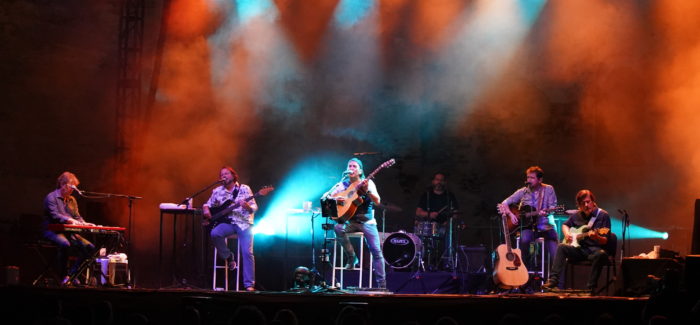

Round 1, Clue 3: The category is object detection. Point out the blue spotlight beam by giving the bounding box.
[610,218,668,240]
[334,0,375,28]
[254,154,347,240]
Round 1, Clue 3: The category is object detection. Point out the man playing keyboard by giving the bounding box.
[43,171,96,286]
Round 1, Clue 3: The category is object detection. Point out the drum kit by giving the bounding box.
[382,216,457,272]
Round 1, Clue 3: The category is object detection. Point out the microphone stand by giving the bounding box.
[78,189,142,287]
[165,179,221,289]
[181,179,222,206]
[619,210,630,263]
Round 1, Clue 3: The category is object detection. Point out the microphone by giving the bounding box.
[70,185,83,195]
[353,152,379,156]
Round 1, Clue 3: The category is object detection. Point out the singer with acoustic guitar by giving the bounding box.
[203,166,258,291]
[324,157,388,289]
[542,189,611,295]
[497,166,559,273]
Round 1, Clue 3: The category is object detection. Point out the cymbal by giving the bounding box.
[376,202,403,212]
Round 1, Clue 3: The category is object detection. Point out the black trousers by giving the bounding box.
[549,244,608,289]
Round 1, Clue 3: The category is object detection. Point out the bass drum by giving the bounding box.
[383,232,422,269]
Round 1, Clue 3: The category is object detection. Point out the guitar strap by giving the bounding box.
[231,185,240,202]
[587,208,601,228]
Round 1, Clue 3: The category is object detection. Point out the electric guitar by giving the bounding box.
[563,226,610,248]
[497,204,565,235]
[202,186,274,227]
[493,211,529,289]
[331,159,395,223]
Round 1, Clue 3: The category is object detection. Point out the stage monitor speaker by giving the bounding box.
[692,199,700,254]
[621,258,682,296]
[457,245,490,273]
[685,255,700,293]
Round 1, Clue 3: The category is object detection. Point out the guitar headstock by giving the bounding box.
[380,158,396,169]
[257,186,275,196]
[367,159,396,179]
[551,205,566,213]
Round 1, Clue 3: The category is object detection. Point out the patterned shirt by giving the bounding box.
[204,183,258,230]
[502,184,558,210]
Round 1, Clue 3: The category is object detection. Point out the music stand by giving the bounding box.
[311,198,345,293]
[320,198,338,220]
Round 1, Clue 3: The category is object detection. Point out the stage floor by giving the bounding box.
[1,285,657,325]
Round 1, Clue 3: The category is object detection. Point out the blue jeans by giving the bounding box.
[519,228,558,270]
[211,223,255,288]
[43,231,95,278]
[334,221,386,287]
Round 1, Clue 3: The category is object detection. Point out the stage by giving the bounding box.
[1,285,659,325]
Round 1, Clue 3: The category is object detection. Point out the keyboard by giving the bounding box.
[47,224,126,233]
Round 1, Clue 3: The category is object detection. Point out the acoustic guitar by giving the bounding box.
[331,159,395,223]
[497,204,565,235]
[493,208,529,289]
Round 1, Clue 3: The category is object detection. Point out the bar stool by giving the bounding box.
[212,234,241,291]
[516,236,548,286]
[331,232,373,289]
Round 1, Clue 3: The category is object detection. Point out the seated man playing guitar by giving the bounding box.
[203,166,258,291]
[324,158,388,288]
[497,166,559,271]
[542,189,611,294]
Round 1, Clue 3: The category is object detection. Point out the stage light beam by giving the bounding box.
[334,0,375,28]
[253,154,346,241]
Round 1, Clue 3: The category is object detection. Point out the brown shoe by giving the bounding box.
[245,286,255,292]
[228,258,237,271]
[542,279,558,290]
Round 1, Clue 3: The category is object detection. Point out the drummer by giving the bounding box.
[415,172,459,271]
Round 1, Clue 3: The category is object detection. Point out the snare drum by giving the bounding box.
[414,221,438,237]
[383,232,422,269]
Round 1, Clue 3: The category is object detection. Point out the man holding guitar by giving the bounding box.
[543,189,611,294]
[203,166,258,291]
[326,158,387,288]
[497,166,559,272]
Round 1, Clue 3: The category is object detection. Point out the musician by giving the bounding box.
[43,171,96,285]
[203,166,258,291]
[415,172,459,270]
[326,158,387,288]
[543,189,611,294]
[498,166,558,270]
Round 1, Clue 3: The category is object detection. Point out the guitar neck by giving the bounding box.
[213,195,256,218]
[501,215,513,251]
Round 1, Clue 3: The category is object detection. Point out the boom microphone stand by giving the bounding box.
[74,188,142,287]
